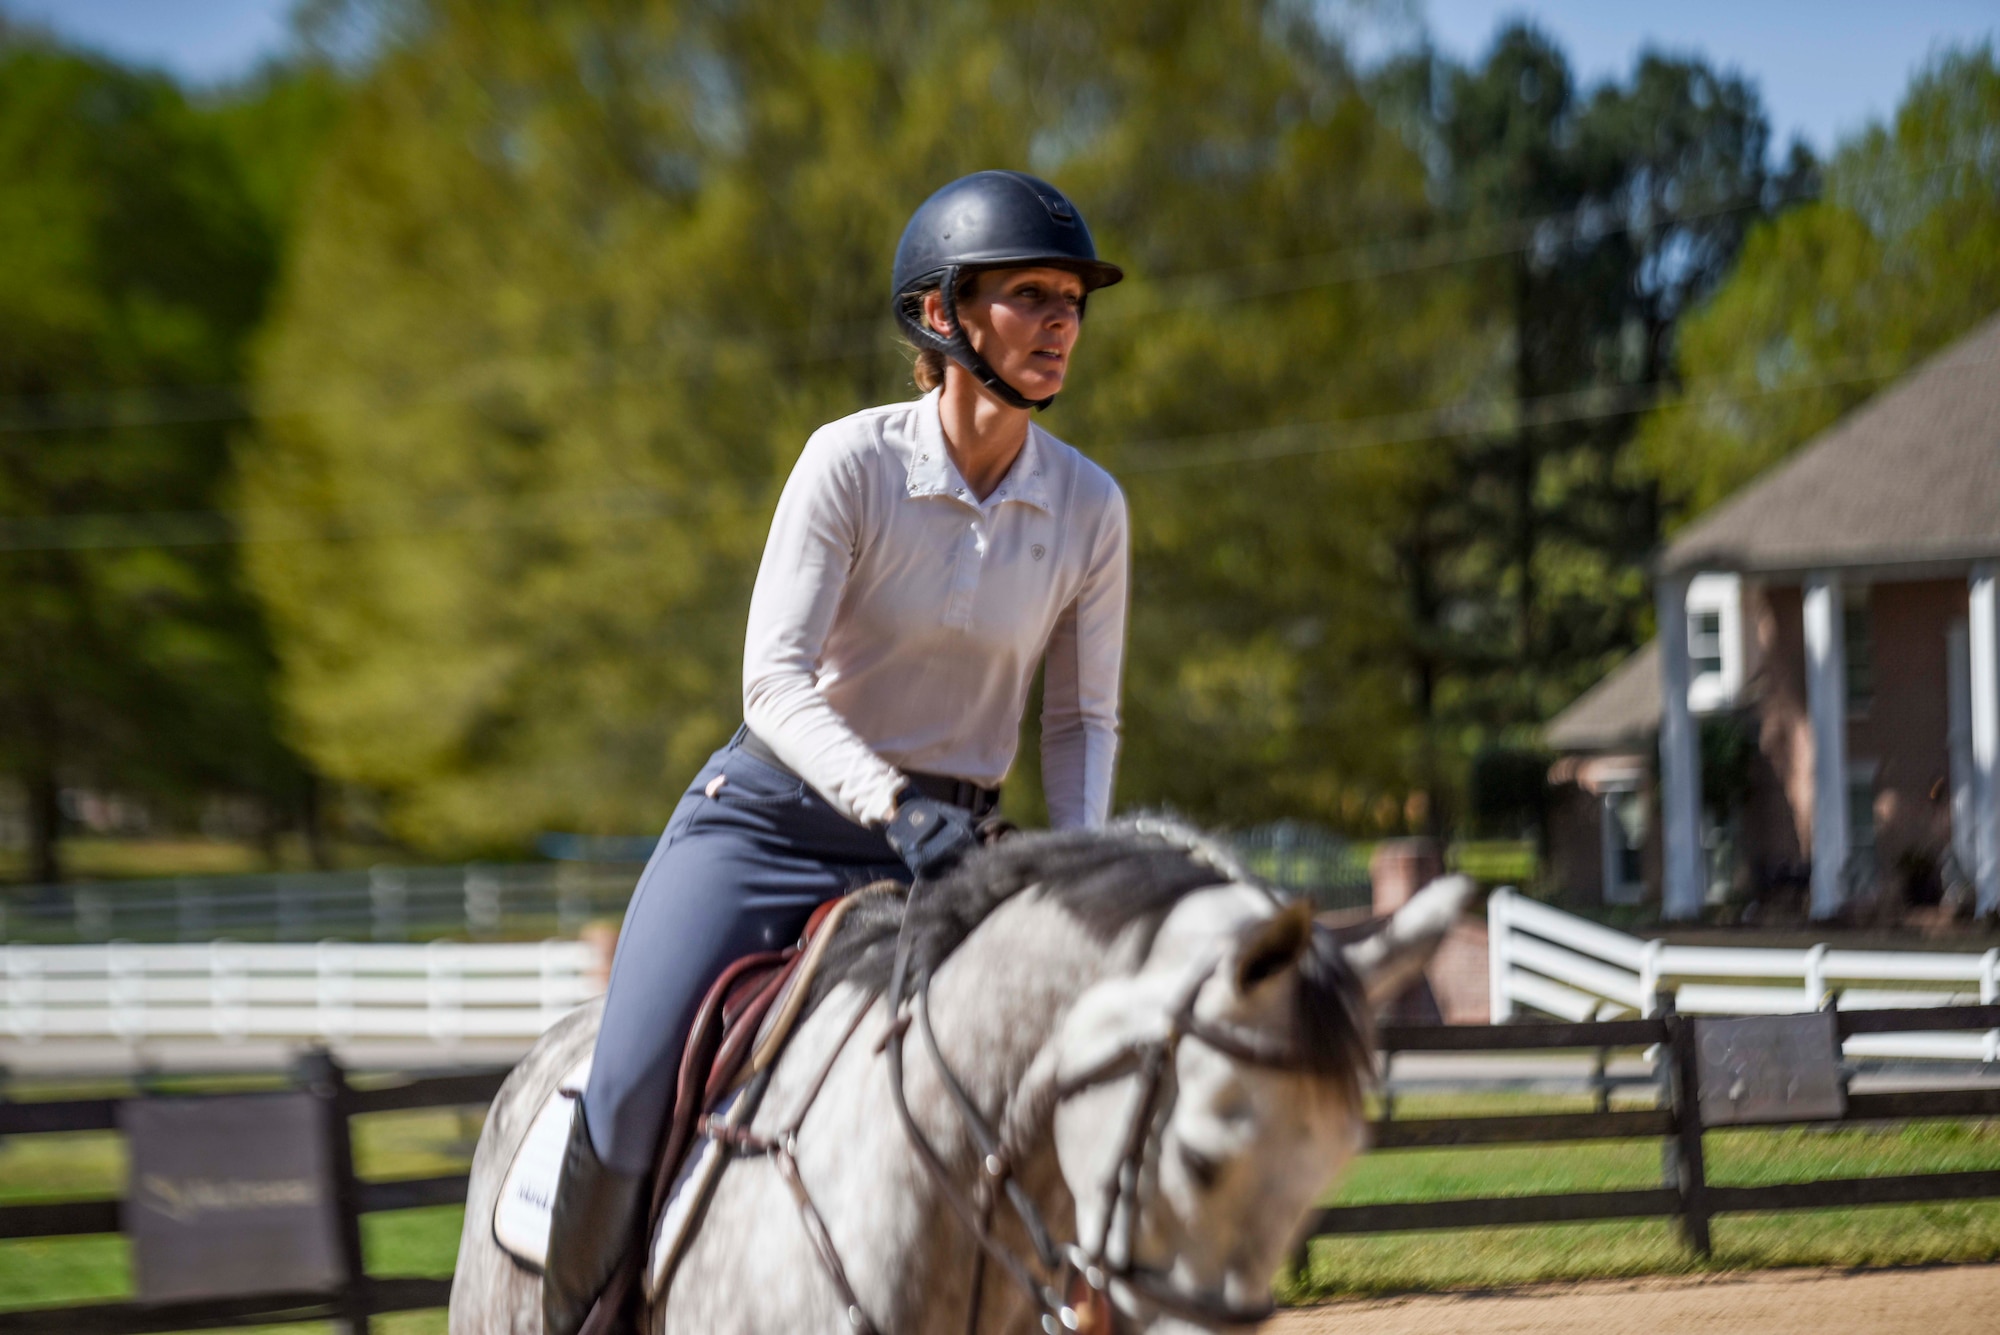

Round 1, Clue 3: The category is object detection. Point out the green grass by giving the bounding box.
[6,1092,1999,1318]
[1287,1093,2000,1300]
[1450,840,1538,886]
[0,837,408,884]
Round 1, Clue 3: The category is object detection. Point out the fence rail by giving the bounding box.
[1487,888,2000,1061]
[5,1009,2000,1332]
[0,1054,504,1335]
[2,939,603,1045]
[1304,1003,2000,1256]
[0,863,639,946]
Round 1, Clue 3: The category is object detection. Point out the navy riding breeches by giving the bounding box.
[580,729,910,1175]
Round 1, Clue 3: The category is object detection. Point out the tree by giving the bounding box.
[243,0,1470,849]
[0,28,309,880]
[1638,44,2000,521]
[1369,26,1804,826]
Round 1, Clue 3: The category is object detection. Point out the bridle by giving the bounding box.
[706,881,1319,1334]
[881,883,1314,1335]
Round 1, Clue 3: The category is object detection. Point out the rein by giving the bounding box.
[709,880,1310,1334]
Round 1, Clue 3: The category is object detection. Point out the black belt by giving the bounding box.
[737,728,1002,820]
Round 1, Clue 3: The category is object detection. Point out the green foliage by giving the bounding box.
[0,32,310,880]
[1373,26,1803,759]
[1639,44,2000,522]
[242,0,1472,848]
[1699,711,1758,822]
[1466,745,1549,839]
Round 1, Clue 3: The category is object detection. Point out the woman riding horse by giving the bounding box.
[543,171,1129,1335]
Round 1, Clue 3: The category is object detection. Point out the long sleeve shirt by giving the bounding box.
[742,389,1129,829]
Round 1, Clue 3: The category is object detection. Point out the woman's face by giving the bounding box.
[925,266,1086,402]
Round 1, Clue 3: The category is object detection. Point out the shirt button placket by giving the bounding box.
[944,511,983,629]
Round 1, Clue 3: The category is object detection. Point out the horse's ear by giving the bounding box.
[1234,899,1315,993]
[1342,875,1476,1005]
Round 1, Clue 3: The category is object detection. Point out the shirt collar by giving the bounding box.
[905,389,1056,514]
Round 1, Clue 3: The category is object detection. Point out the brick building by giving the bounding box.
[1545,313,2000,920]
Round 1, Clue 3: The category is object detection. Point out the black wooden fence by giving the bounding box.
[5,1006,2000,1334]
[0,1052,506,1335]
[1309,1001,2000,1256]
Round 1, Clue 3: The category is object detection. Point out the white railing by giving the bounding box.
[1487,888,2000,1062]
[0,939,603,1046]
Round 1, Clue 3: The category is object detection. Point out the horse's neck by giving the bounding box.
[919,887,1131,1139]
[867,889,1133,1327]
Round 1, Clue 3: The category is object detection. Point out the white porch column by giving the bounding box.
[1804,572,1850,919]
[1970,563,1999,916]
[1657,572,1705,920]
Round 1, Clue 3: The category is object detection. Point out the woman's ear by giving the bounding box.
[922,287,955,339]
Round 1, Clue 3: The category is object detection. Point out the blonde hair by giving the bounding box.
[912,346,948,392]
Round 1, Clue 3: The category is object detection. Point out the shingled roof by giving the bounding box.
[1663,311,2000,576]
[1543,641,1660,753]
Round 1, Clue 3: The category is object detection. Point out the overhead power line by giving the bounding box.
[4,344,1969,554]
[0,148,1984,436]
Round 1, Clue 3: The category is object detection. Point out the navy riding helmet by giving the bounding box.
[891,171,1123,411]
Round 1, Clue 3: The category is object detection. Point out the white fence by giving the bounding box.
[1488,888,2000,1061]
[1,939,603,1046]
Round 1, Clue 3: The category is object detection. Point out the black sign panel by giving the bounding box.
[122,1092,346,1302]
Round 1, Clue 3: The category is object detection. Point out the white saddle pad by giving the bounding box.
[493,1056,592,1268]
[492,1053,748,1302]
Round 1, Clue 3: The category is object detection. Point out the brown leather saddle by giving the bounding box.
[579,888,884,1335]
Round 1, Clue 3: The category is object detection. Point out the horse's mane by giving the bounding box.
[806,817,1371,1082]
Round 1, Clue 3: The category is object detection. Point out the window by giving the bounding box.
[1845,763,1878,893]
[1601,785,1647,906]
[1685,573,1742,713]
[1689,609,1724,680]
[1843,592,1873,714]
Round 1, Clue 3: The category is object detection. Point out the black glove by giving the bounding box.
[884,789,980,881]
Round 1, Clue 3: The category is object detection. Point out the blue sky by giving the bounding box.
[3,0,1995,155]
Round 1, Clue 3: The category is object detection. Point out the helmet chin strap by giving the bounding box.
[936,266,1058,412]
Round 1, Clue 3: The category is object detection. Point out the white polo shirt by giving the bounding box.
[743,389,1129,830]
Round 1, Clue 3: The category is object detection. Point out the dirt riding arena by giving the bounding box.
[1264,1263,2000,1335]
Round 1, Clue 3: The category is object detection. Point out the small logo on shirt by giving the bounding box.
[1031,544,1046,562]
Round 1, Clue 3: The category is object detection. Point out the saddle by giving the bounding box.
[575,886,887,1335]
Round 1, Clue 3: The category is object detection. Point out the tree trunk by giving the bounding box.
[302,770,333,871]
[26,761,62,885]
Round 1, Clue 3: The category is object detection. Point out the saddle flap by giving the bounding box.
[492,1055,593,1269]
[641,1084,744,1301]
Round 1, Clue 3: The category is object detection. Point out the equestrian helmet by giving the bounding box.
[891,171,1123,410]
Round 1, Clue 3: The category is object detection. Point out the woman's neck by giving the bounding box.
[936,368,1031,502]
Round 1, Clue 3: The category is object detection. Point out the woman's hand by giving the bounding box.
[885,791,981,880]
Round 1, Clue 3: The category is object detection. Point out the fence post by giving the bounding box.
[1486,888,1512,1023]
[296,1047,370,1335]
[1803,942,1829,1011]
[465,865,501,939]
[370,867,407,943]
[1638,939,1663,1017]
[1980,949,1999,1064]
[1660,997,1712,1256]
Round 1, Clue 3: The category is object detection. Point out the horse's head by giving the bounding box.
[1046,870,1473,1332]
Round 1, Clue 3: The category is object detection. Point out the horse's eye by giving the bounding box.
[1178,1143,1222,1191]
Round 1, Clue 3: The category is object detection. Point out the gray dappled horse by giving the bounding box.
[449,819,1469,1335]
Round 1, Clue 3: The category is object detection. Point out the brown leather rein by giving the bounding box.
[705,882,1310,1334]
